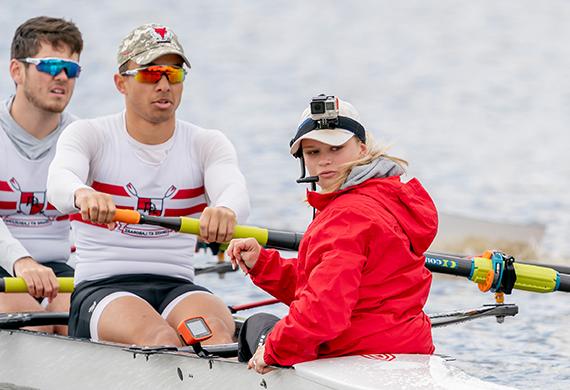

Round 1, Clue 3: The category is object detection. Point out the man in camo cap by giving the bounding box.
[48,23,250,347]
[117,23,191,70]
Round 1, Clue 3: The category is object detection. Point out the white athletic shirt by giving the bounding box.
[47,112,250,284]
[0,100,75,274]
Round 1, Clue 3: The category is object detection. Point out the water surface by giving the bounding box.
[1,1,569,388]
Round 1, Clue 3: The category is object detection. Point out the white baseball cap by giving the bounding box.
[289,98,366,156]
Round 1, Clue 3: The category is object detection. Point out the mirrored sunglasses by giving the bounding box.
[121,65,187,84]
[19,57,82,78]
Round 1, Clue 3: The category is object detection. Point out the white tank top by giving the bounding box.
[0,129,71,265]
[48,112,250,284]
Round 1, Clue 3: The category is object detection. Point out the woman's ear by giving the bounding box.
[359,141,368,157]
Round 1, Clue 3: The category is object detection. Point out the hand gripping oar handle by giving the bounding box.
[0,277,74,293]
[112,209,303,250]
[113,210,570,294]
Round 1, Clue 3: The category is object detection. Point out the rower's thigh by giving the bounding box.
[0,293,55,333]
[96,294,181,346]
[0,292,45,312]
[46,293,71,312]
[45,293,71,336]
[163,291,235,344]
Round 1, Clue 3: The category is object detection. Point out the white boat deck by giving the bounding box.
[0,329,516,390]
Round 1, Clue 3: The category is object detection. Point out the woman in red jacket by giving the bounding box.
[227,95,438,374]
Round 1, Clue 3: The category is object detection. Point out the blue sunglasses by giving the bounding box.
[19,57,82,78]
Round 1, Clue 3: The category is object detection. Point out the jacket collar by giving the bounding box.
[306,176,400,211]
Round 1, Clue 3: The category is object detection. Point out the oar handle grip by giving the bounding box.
[513,263,562,293]
[113,209,141,224]
[471,257,563,293]
[0,277,74,293]
[180,217,302,250]
[195,220,302,250]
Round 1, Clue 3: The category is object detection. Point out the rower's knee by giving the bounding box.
[192,294,235,343]
[54,324,68,336]
[139,325,182,347]
[165,291,235,344]
[203,316,235,344]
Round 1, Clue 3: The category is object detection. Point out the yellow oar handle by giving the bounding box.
[179,217,269,245]
[114,211,298,250]
[1,277,75,293]
[471,257,559,293]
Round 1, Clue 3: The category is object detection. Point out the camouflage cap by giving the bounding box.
[117,23,191,68]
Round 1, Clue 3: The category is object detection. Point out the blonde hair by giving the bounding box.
[323,132,408,193]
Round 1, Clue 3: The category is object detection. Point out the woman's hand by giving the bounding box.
[248,344,274,374]
[226,238,262,272]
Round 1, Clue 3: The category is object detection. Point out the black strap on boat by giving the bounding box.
[124,343,238,358]
[191,343,210,358]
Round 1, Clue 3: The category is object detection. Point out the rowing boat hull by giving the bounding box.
[0,329,514,390]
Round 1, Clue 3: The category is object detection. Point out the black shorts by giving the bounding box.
[68,274,212,339]
[0,261,74,278]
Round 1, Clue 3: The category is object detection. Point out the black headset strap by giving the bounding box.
[290,116,366,148]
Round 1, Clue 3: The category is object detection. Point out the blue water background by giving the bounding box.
[1,1,569,388]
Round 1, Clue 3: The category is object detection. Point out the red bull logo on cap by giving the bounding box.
[152,26,172,43]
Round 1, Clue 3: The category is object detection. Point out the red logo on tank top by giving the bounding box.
[10,178,46,215]
[0,178,68,227]
[18,191,45,215]
[90,180,207,218]
[83,180,207,238]
[126,183,176,216]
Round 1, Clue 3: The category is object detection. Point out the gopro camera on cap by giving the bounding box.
[310,95,339,121]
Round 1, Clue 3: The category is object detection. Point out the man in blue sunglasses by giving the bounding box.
[0,16,83,335]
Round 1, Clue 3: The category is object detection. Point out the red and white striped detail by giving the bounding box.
[70,180,207,226]
[0,179,67,219]
[361,354,396,361]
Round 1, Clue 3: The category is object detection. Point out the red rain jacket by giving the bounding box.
[248,176,438,366]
